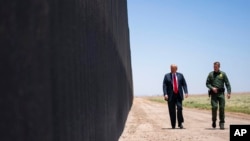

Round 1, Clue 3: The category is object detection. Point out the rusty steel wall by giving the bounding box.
[0,0,133,141]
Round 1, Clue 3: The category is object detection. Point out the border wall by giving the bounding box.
[0,0,133,141]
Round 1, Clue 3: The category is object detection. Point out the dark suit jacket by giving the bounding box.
[163,72,188,101]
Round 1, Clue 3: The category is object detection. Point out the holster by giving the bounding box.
[208,90,212,97]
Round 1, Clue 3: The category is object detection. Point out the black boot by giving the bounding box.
[219,123,224,130]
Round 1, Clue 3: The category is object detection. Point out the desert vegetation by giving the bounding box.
[147,92,250,114]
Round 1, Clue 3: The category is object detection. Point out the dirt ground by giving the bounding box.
[119,97,250,141]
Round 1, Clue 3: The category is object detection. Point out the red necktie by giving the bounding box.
[173,73,178,94]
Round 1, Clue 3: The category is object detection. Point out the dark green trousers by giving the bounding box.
[211,93,225,123]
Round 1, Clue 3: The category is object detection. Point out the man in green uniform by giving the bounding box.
[206,61,231,129]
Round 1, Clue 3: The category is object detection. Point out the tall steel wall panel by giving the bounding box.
[0,0,133,141]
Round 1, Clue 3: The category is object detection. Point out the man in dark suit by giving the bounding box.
[163,64,188,129]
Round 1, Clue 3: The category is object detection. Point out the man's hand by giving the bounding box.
[185,94,188,98]
[164,95,168,101]
[212,87,218,93]
[227,94,231,99]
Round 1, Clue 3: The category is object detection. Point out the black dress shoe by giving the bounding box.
[178,124,183,129]
[172,126,175,129]
[212,122,216,128]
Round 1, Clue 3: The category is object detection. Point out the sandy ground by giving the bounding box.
[119,97,250,141]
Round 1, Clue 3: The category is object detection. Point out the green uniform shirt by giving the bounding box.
[206,70,231,94]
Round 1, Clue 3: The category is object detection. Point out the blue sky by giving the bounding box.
[127,0,250,96]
